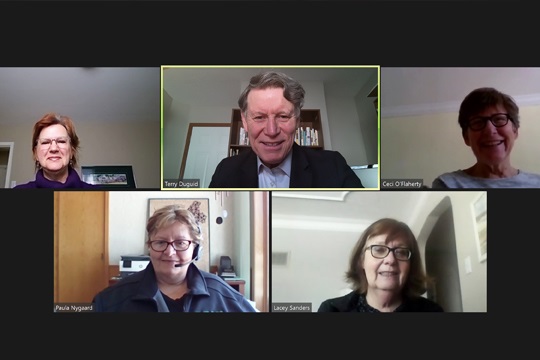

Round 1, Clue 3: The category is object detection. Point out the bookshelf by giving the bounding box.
[228,108,324,157]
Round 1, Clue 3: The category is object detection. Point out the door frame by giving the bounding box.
[0,142,14,188]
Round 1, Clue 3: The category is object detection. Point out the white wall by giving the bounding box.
[354,70,379,165]
[272,225,361,310]
[382,67,540,112]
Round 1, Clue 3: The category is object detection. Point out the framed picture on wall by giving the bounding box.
[471,192,487,263]
[81,165,136,189]
[147,198,210,271]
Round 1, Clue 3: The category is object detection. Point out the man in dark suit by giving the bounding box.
[209,71,364,189]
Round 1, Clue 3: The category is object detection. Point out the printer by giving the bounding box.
[119,255,150,278]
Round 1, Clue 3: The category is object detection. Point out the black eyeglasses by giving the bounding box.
[149,240,193,252]
[365,245,412,261]
[468,113,511,131]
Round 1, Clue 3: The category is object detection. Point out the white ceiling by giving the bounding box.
[0,67,161,125]
[163,66,377,106]
[8,67,539,126]
[0,67,376,126]
[272,191,427,230]
[382,67,540,117]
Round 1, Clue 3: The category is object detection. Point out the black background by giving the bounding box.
[0,0,534,357]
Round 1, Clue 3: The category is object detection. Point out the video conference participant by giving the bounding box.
[208,71,363,188]
[318,218,443,312]
[432,87,540,188]
[93,205,256,312]
[14,113,96,189]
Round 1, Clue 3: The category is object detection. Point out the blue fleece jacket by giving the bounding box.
[92,262,256,312]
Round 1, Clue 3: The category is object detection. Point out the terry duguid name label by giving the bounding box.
[271,302,312,312]
[54,303,95,312]
[163,179,200,188]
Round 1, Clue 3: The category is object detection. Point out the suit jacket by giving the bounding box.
[209,143,364,188]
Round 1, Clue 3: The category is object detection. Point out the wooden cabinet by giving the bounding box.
[229,109,250,156]
[225,279,245,296]
[54,191,109,303]
[228,108,324,157]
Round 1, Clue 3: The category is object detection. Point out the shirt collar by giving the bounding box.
[256,148,293,177]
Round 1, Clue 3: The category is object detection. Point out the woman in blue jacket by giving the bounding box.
[93,205,256,312]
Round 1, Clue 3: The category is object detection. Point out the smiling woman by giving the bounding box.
[432,87,540,188]
[13,113,97,189]
[92,204,257,312]
[317,218,444,312]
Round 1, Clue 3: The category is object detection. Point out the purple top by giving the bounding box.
[13,167,98,189]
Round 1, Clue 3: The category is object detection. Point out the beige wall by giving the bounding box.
[381,105,540,186]
[1,121,160,188]
[412,192,487,312]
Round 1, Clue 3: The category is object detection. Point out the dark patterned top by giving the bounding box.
[318,291,444,312]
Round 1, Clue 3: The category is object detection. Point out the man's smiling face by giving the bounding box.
[241,87,298,168]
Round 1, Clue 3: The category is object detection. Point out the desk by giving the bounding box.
[209,265,246,296]
[225,279,245,296]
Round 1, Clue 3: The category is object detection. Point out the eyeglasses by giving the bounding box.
[365,245,412,261]
[36,136,71,149]
[149,240,193,252]
[468,113,511,131]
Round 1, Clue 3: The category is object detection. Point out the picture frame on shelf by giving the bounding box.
[147,198,210,271]
[81,165,136,189]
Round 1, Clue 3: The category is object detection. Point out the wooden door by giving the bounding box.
[251,191,269,312]
[54,191,109,303]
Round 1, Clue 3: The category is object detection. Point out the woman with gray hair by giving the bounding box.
[432,87,540,188]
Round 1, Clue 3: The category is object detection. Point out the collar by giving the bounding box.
[35,166,85,188]
[133,262,211,301]
[256,148,293,177]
